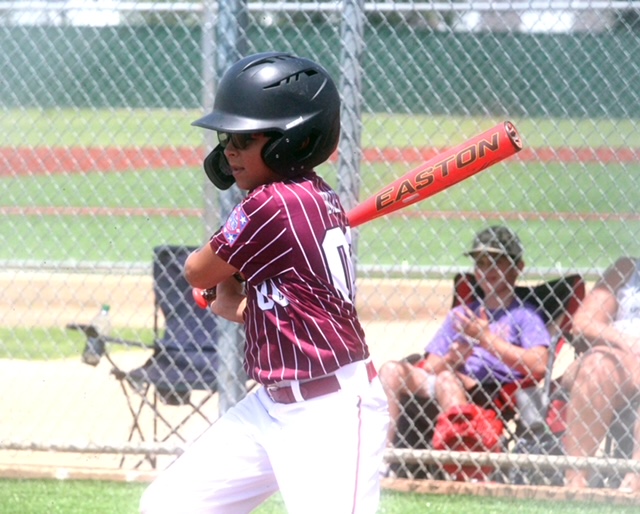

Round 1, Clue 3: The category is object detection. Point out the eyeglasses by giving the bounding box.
[474,254,514,269]
[217,132,255,150]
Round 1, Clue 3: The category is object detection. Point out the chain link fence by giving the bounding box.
[1,0,640,491]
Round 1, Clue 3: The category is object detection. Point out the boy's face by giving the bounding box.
[219,132,281,190]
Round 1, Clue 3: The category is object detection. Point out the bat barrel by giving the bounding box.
[347,121,522,228]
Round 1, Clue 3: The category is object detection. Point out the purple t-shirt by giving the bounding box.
[426,300,550,384]
[210,172,369,385]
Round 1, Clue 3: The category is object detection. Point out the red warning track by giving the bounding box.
[0,147,203,176]
[1,205,638,223]
[1,145,640,176]
[2,146,639,223]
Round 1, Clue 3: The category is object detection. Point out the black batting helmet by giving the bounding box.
[192,52,341,190]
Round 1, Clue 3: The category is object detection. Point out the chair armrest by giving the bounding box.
[67,323,150,349]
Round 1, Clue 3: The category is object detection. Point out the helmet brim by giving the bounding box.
[192,111,284,134]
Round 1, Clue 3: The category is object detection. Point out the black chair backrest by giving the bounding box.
[453,272,585,331]
[151,245,219,391]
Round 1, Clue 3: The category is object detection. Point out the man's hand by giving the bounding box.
[454,306,490,344]
[447,340,474,369]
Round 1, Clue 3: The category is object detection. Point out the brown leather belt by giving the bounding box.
[266,360,377,404]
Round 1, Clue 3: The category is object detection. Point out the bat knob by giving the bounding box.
[192,288,210,309]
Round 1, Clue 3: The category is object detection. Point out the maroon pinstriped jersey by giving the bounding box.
[210,172,369,385]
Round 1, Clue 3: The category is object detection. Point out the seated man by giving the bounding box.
[379,226,551,451]
[561,256,640,491]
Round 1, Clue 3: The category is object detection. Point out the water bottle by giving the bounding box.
[81,304,111,366]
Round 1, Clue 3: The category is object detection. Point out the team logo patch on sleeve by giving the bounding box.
[222,204,249,246]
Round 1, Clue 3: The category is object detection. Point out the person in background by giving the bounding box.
[379,225,550,448]
[561,256,640,492]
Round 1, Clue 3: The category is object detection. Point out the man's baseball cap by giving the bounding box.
[464,225,524,261]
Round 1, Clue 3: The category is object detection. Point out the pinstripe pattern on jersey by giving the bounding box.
[211,172,369,384]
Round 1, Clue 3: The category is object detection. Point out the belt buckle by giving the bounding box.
[266,384,282,402]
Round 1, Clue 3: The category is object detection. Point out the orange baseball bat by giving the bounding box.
[347,120,522,227]
[193,121,522,308]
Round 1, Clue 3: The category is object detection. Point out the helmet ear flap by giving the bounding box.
[203,145,235,190]
[262,130,323,177]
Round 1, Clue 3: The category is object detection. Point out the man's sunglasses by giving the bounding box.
[217,132,255,150]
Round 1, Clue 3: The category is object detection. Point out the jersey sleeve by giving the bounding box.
[209,188,290,283]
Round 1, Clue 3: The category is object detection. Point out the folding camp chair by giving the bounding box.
[68,245,220,468]
[391,272,585,481]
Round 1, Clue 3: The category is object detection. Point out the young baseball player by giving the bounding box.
[139,52,389,513]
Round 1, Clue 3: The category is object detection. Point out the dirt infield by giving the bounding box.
[1,271,452,328]
[383,478,640,506]
[2,269,579,369]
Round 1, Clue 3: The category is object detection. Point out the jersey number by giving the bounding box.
[255,226,355,311]
[322,227,355,303]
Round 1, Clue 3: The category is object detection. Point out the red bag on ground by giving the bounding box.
[432,404,504,481]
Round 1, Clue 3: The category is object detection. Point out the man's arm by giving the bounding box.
[572,256,640,352]
[420,309,475,375]
[479,334,549,381]
[454,306,550,381]
[420,341,474,375]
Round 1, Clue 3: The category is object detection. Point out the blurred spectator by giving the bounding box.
[561,256,640,491]
[379,226,551,448]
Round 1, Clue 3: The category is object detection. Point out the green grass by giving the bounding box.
[2,160,638,268]
[0,327,155,360]
[2,110,640,269]
[0,213,202,263]
[2,167,202,209]
[257,489,640,514]
[362,114,640,149]
[4,110,640,149]
[0,480,637,514]
[2,109,206,148]
[0,479,145,514]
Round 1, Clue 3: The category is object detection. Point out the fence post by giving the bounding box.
[200,0,250,414]
[338,0,365,265]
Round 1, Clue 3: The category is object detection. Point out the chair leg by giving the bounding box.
[117,380,166,469]
[132,392,159,470]
[154,392,217,445]
[117,379,150,468]
[115,375,220,469]
[126,388,218,469]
